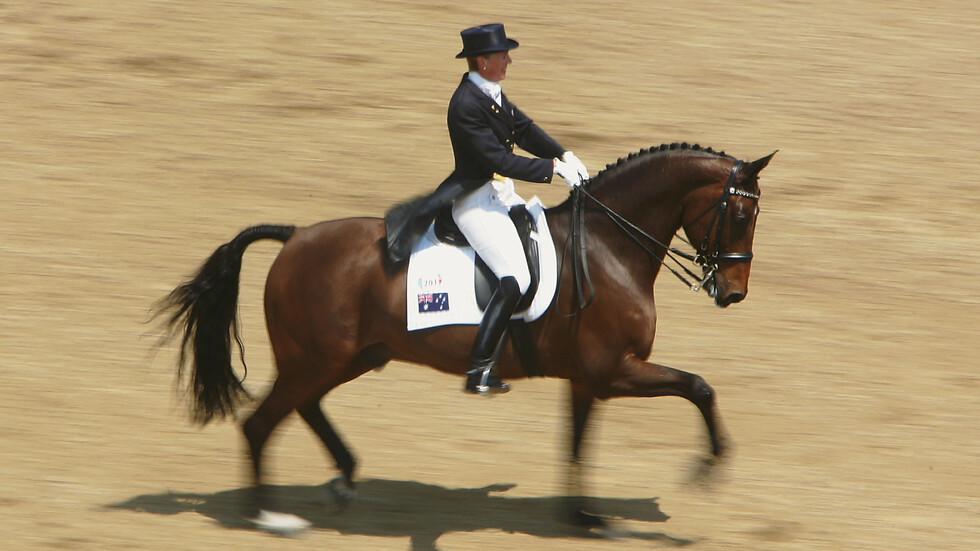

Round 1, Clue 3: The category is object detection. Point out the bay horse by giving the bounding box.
[156,142,774,532]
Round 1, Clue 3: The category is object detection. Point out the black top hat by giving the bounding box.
[455,23,519,59]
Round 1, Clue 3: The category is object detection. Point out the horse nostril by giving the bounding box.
[715,291,745,307]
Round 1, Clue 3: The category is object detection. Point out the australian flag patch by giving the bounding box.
[418,292,450,313]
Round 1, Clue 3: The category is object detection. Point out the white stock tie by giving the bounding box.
[488,85,502,107]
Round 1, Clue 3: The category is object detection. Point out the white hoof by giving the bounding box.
[249,510,312,535]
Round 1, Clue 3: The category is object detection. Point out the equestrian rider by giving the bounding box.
[447,23,589,394]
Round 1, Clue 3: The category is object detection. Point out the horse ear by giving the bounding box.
[743,150,777,177]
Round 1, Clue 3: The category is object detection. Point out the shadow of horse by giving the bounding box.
[107,478,693,549]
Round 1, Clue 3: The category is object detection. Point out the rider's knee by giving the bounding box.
[509,267,531,295]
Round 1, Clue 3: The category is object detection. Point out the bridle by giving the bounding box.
[562,159,759,311]
[682,160,760,291]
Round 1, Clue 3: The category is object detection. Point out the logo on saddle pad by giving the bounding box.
[416,275,449,312]
[405,197,558,331]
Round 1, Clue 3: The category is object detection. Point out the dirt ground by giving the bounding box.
[2,2,978,550]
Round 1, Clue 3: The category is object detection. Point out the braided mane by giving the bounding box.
[588,142,732,187]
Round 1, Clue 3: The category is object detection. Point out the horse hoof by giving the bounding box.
[249,510,312,535]
[685,453,729,488]
[325,476,357,508]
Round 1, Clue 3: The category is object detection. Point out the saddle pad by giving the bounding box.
[406,196,558,331]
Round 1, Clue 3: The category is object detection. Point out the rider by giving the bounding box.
[446,23,590,394]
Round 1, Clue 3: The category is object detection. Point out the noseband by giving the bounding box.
[565,160,759,310]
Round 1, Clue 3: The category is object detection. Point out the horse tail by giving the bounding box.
[156,224,296,425]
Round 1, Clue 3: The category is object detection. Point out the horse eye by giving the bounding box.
[734,209,749,224]
[734,203,758,224]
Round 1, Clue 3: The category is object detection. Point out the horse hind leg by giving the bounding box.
[295,347,393,508]
[297,401,357,507]
[241,378,316,533]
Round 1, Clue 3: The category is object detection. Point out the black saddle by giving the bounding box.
[433,205,541,313]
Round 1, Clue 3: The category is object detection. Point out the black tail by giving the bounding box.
[155,224,296,425]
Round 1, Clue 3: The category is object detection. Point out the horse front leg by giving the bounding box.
[565,382,608,528]
[609,356,730,461]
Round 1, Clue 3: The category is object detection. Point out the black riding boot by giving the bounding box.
[464,276,522,394]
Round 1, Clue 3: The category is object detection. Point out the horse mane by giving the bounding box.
[586,142,733,188]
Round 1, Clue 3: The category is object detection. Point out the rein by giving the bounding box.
[561,160,759,312]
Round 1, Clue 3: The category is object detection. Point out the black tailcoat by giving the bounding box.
[385,75,566,262]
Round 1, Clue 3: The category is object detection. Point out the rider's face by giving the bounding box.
[479,51,512,82]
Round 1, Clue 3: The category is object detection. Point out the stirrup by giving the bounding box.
[464,367,510,395]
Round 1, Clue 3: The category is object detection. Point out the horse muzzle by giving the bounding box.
[708,272,747,308]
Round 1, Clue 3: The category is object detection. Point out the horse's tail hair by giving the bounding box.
[154,224,296,425]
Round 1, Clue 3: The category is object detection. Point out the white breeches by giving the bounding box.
[452,178,531,295]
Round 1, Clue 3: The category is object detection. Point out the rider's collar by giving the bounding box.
[467,71,502,105]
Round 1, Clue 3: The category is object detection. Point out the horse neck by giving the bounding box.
[586,153,720,246]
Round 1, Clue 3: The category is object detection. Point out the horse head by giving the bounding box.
[558,143,774,309]
[681,151,775,307]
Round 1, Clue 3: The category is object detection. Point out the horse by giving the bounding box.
[155,142,774,533]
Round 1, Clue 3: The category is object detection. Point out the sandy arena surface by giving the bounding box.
[2,2,978,549]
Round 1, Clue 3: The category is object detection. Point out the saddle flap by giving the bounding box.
[473,204,540,313]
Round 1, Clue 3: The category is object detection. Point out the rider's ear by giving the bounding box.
[743,151,777,178]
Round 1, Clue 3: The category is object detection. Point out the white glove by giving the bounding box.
[562,151,590,181]
[554,158,582,187]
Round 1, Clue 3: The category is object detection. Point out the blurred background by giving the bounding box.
[1,1,977,549]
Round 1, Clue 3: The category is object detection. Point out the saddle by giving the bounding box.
[432,205,541,312]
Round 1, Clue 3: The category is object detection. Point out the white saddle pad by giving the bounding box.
[406,196,558,331]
